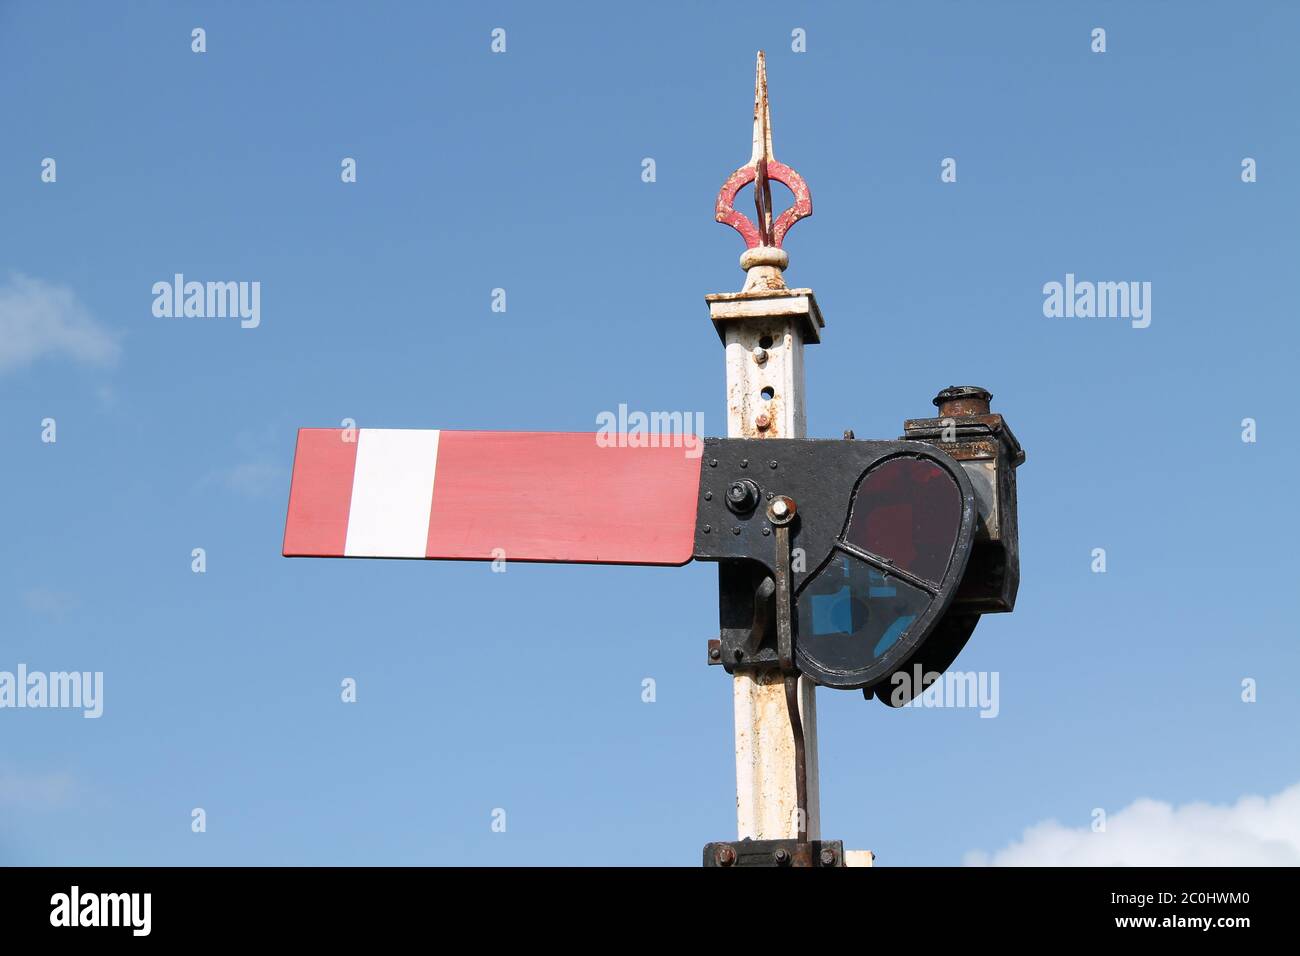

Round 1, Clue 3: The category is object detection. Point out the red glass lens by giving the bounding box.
[843,457,961,585]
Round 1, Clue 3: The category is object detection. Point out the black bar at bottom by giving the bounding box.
[0,865,1282,941]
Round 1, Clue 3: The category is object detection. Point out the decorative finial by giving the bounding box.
[714,51,813,293]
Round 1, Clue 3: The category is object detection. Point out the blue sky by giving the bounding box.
[3,1,1298,865]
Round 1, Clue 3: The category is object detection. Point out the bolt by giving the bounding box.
[702,524,711,534]
[761,527,770,536]
[773,848,791,866]
[819,848,837,867]
[703,490,713,501]
[732,526,741,535]
[716,845,737,867]
[755,414,771,431]
[767,496,797,525]
[768,460,777,469]
[752,346,768,365]
[740,459,748,468]
[709,646,721,661]
[725,479,760,515]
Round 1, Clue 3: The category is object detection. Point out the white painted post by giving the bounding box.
[702,51,871,865]
[706,287,824,842]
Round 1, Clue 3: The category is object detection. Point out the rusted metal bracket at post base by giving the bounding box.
[704,839,849,868]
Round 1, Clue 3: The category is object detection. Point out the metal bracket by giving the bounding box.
[766,494,809,842]
[695,437,979,691]
[768,495,797,672]
[709,568,778,669]
[704,838,845,868]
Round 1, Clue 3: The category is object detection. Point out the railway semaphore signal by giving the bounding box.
[283,52,1024,867]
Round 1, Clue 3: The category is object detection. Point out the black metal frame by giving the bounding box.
[692,438,979,691]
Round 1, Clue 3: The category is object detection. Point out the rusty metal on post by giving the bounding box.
[707,51,822,845]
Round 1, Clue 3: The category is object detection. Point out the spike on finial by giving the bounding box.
[752,52,775,247]
[751,51,774,167]
[715,51,813,292]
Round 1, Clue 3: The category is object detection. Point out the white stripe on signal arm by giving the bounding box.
[343,428,441,557]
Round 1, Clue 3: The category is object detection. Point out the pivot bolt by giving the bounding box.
[726,479,760,515]
[773,848,791,866]
[819,848,837,867]
[716,845,737,867]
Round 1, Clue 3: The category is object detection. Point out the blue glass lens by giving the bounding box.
[796,552,930,674]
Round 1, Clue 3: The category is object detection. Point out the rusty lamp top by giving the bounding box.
[715,51,812,253]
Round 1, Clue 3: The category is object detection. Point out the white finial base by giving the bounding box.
[739,246,789,293]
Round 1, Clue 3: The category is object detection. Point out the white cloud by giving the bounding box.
[0,273,121,374]
[0,768,75,809]
[199,461,286,498]
[965,781,1300,866]
[23,588,79,619]
[223,461,286,496]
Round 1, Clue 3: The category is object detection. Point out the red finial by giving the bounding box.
[714,52,812,251]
